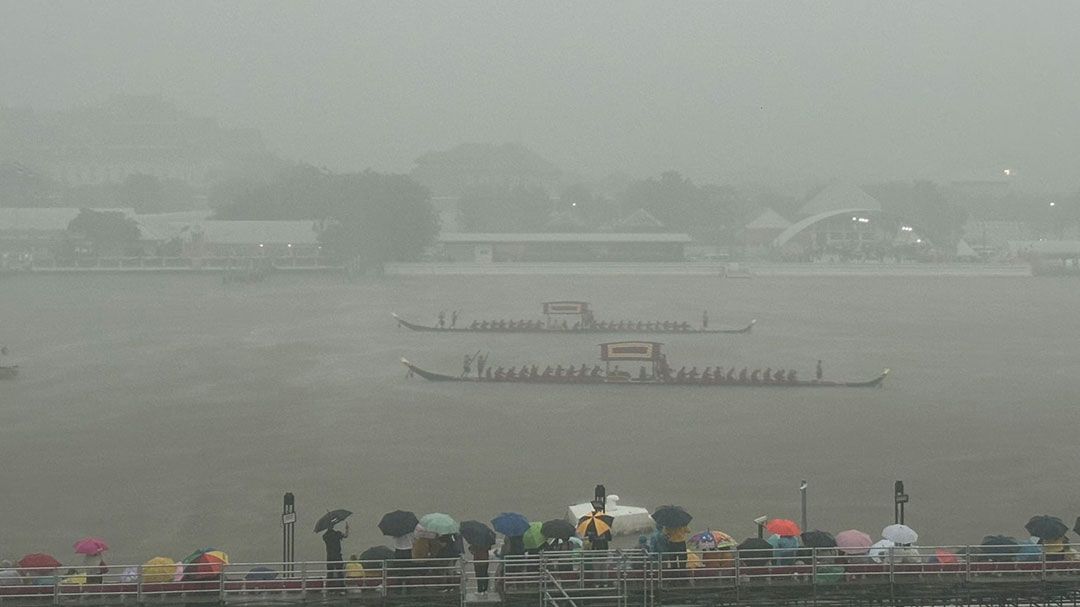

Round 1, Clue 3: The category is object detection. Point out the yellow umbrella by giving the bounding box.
[62,572,87,585]
[142,557,180,584]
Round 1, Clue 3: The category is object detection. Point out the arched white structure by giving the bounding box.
[771,208,883,249]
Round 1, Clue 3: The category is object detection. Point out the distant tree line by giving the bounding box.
[213,165,438,270]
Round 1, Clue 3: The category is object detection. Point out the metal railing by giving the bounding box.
[1,546,1078,606]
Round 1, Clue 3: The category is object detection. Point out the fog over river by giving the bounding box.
[1,273,1077,564]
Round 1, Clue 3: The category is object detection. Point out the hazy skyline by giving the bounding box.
[3,1,1079,190]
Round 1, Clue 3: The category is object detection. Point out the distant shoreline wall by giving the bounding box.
[1,261,1031,277]
[385,262,1030,277]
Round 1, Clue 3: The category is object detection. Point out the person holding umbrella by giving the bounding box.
[652,506,693,572]
[73,538,109,585]
[379,510,420,561]
[315,510,351,585]
[460,521,496,594]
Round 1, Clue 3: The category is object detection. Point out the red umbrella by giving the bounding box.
[766,519,801,537]
[19,553,62,571]
[73,537,109,556]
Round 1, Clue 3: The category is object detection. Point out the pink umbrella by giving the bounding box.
[73,538,109,556]
[836,529,873,555]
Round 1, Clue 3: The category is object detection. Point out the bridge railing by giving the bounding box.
[1,546,1078,605]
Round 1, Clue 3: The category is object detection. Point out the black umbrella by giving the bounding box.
[801,530,837,549]
[359,545,395,562]
[651,505,693,529]
[541,519,576,541]
[378,510,419,537]
[460,520,497,547]
[1075,516,1080,536]
[737,538,773,568]
[1025,515,1068,541]
[314,509,352,533]
[979,535,1019,562]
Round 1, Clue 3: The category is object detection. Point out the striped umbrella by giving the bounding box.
[182,549,229,580]
[576,511,614,539]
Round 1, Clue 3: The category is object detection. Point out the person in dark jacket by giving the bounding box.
[323,522,349,585]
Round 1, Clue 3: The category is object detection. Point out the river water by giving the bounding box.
[1,272,1077,565]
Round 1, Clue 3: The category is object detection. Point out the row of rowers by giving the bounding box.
[464,319,699,331]
[463,358,827,383]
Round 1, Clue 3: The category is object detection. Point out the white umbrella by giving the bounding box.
[882,524,918,545]
[868,539,895,563]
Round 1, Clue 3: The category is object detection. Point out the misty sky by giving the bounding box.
[2,1,1079,190]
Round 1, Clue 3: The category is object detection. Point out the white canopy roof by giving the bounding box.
[799,182,882,217]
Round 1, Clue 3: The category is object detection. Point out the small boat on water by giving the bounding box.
[394,301,755,335]
[402,341,888,388]
[0,366,18,380]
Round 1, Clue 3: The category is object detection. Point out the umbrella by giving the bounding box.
[73,537,109,556]
[419,513,459,535]
[689,530,735,550]
[120,567,139,583]
[980,535,1019,562]
[245,567,277,581]
[766,519,801,537]
[142,557,181,584]
[523,522,545,551]
[882,524,918,545]
[460,520,497,547]
[1025,515,1068,541]
[868,539,895,563]
[801,530,837,549]
[379,510,419,537]
[737,538,773,567]
[182,549,229,580]
[836,529,873,555]
[1075,517,1080,536]
[576,511,615,539]
[314,509,352,533]
[359,546,394,562]
[541,519,576,541]
[18,554,61,571]
[491,512,531,536]
[651,505,693,529]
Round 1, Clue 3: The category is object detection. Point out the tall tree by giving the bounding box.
[457,183,551,232]
[213,164,439,269]
[66,209,141,255]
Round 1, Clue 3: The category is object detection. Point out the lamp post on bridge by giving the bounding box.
[800,480,808,531]
[282,492,296,575]
[894,481,908,525]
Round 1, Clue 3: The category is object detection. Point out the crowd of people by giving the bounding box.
[3,500,1077,594]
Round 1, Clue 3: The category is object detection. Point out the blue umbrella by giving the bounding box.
[491,512,530,536]
[244,567,277,581]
